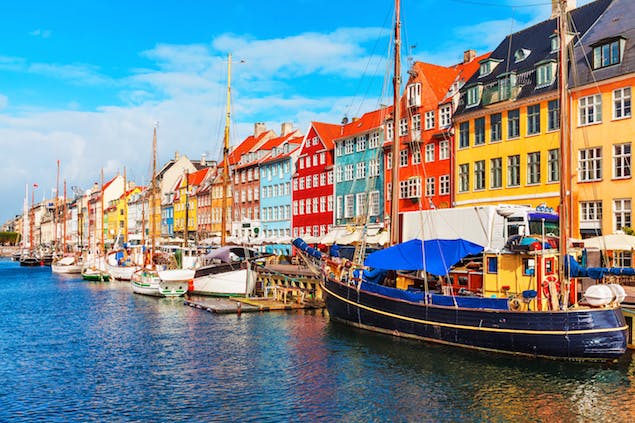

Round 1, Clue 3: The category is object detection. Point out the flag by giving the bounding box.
[33,183,39,188]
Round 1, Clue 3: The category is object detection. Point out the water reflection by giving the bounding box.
[1,258,634,422]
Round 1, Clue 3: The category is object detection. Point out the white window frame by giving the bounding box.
[613,87,631,120]
[579,94,602,126]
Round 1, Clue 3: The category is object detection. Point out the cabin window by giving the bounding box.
[487,257,498,273]
[544,258,555,274]
[523,258,535,276]
[458,276,468,286]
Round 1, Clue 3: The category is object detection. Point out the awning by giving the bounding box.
[584,234,635,251]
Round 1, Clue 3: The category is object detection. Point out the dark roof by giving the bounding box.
[455,0,612,115]
[572,0,635,87]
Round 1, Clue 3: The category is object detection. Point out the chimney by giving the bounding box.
[281,122,293,136]
[254,122,266,137]
[200,153,207,166]
[551,0,576,19]
[463,49,476,64]
[174,151,180,161]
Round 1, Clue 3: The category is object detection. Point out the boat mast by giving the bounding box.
[184,170,189,249]
[123,166,128,244]
[558,0,571,308]
[63,179,67,253]
[221,53,232,246]
[100,168,105,257]
[55,160,60,253]
[23,184,28,250]
[151,125,158,268]
[389,0,402,245]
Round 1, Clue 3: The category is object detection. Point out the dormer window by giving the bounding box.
[592,37,625,70]
[498,72,517,101]
[514,48,531,63]
[407,83,421,107]
[466,84,482,108]
[478,58,502,77]
[550,34,559,53]
[536,60,556,88]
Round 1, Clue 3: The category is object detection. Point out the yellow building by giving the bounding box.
[173,169,208,239]
[210,168,232,237]
[567,1,634,241]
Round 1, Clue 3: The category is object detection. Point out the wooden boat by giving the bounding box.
[51,255,82,274]
[190,246,261,297]
[303,0,627,362]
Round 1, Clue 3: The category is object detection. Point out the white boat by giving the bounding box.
[51,256,83,274]
[105,249,142,281]
[131,268,188,297]
[190,246,261,297]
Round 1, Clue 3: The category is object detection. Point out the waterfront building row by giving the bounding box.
[5,0,633,257]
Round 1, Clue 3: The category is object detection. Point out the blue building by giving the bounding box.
[259,131,303,255]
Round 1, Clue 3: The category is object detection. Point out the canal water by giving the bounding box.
[1,258,634,422]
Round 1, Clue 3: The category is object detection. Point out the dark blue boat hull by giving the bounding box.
[321,278,628,361]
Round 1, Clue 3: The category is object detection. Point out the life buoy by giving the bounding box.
[509,298,521,311]
[542,275,560,298]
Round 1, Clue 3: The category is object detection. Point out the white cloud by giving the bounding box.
[27,63,112,86]
[0,94,7,110]
[29,28,52,38]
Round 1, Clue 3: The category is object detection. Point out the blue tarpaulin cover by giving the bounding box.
[363,239,484,275]
[566,254,635,279]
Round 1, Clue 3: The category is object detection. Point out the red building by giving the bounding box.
[292,121,341,238]
[385,50,490,214]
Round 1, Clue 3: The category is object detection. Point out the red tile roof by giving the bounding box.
[311,122,343,150]
[334,106,393,141]
[187,168,209,186]
[228,130,275,166]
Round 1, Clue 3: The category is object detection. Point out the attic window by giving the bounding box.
[535,60,556,88]
[550,34,559,53]
[514,48,531,63]
[592,37,625,70]
[478,58,501,77]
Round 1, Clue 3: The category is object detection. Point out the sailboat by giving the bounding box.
[81,170,110,281]
[131,125,188,297]
[52,175,83,274]
[297,0,627,361]
[190,53,266,297]
[19,184,40,266]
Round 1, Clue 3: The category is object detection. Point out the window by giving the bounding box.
[425,177,435,197]
[399,149,408,167]
[593,39,622,69]
[313,174,319,188]
[440,105,452,128]
[580,201,602,227]
[459,122,470,148]
[508,109,520,138]
[487,257,498,273]
[320,173,326,186]
[369,191,380,216]
[369,158,380,177]
[345,164,354,181]
[336,196,342,219]
[614,199,631,232]
[344,139,354,154]
[479,61,491,77]
[439,175,450,195]
[474,160,485,190]
[474,117,485,145]
[320,152,325,164]
[386,121,394,141]
[425,144,435,162]
[439,140,449,160]
[399,177,421,199]
[328,195,333,211]
[356,192,367,216]
[536,61,555,87]
[369,131,380,148]
[327,171,333,185]
[499,73,516,101]
[306,177,311,189]
[548,100,560,131]
[527,104,541,135]
[386,152,392,169]
[356,135,366,152]
[356,162,366,179]
[344,195,354,218]
[466,85,481,107]
[527,152,541,184]
[579,147,602,181]
[407,83,421,107]
[299,177,305,190]
[412,114,422,132]
[335,143,343,157]
[459,164,469,192]
[507,155,520,187]
[399,118,408,136]
[613,143,631,179]
[424,111,435,130]
[336,167,343,183]
[490,113,502,142]
[613,87,631,119]
[413,148,421,164]
[514,48,531,62]
[548,149,560,182]
[299,199,304,215]
[550,35,559,53]
[490,157,502,189]
[579,94,602,125]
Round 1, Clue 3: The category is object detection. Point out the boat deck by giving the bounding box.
[184,294,324,314]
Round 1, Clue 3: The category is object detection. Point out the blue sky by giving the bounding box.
[0,0,588,224]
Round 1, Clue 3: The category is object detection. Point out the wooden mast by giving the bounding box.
[123,166,128,244]
[389,0,402,245]
[558,0,571,309]
[100,168,105,256]
[55,160,60,253]
[63,179,67,253]
[150,125,158,268]
[221,53,232,246]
